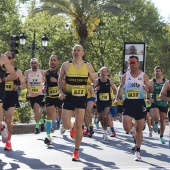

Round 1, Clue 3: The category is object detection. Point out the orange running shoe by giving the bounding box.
[70,128,76,140]
[4,141,12,151]
[72,151,79,161]
[83,129,89,135]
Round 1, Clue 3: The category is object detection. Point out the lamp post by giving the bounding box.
[19,31,49,58]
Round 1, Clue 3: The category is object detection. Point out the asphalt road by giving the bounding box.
[0,120,170,170]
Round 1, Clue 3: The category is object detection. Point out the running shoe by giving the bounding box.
[131,146,136,151]
[96,121,100,129]
[34,128,40,134]
[60,126,66,134]
[89,126,94,135]
[70,128,76,140]
[153,123,158,133]
[1,121,10,143]
[130,126,136,137]
[160,137,166,144]
[134,151,142,161]
[72,151,79,161]
[44,137,52,145]
[83,129,89,135]
[103,132,108,141]
[110,132,116,137]
[93,117,97,124]
[149,130,152,137]
[4,141,12,151]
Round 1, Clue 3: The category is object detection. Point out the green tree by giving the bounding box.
[36,0,133,49]
[0,0,22,53]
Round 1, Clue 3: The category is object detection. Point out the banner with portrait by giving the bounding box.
[123,42,146,73]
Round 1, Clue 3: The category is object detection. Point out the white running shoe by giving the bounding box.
[60,126,66,134]
[130,126,136,137]
[134,151,142,161]
[103,132,108,141]
[1,121,9,143]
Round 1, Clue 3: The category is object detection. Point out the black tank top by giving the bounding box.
[46,69,59,97]
[97,78,111,103]
[5,67,20,98]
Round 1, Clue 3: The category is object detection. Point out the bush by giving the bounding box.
[14,102,33,123]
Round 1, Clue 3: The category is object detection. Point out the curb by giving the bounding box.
[13,123,35,134]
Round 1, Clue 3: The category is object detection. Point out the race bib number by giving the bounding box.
[72,86,85,96]
[126,90,140,99]
[156,94,161,101]
[48,86,58,96]
[99,93,109,101]
[30,86,40,93]
[5,81,14,91]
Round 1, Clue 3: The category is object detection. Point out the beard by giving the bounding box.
[32,66,37,71]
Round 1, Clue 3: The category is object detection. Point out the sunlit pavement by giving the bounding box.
[0,120,170,170]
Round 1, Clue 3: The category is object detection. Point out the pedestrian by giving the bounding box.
[3,51,26,150]
[24,58,45,134]
[58,44,95,161]
[44,55,62,145]
[114,55,153,161]
[0,53,17,145]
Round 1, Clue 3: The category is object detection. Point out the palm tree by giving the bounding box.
[36,0,133,49]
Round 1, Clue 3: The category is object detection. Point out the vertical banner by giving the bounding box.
[123,42,146,73]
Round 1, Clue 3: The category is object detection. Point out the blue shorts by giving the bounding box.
[109,106,118,117]
[86,97,95,103]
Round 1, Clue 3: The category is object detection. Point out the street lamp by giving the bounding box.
[19,31,49,58]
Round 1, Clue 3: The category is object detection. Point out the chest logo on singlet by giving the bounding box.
[5,81,14,91]
[72,86,85,96]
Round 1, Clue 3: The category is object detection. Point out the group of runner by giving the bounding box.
[0,44,170,162]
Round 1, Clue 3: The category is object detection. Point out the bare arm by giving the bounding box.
[115,73,126,101]
[144,74,153,93]
[0,55,17,82]
[17,69,26,90]
[58,62,68,100]
[159,81,170,102]
[110,79,117,96]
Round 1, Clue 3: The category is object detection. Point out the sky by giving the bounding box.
[151,0,170,21]
[19,0,170,22]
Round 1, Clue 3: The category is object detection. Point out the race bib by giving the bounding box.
[72,86,85,96]
[5,81,14,91]
[30,86,40,93]
[126,90,140,99]
[156,94,161,101]
[48,86,58,96]
[99,93,109,101]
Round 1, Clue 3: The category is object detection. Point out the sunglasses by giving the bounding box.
[129,61,138,65]
[8,56,14,60]
[31,62,37,65]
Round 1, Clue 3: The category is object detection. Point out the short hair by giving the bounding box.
[50,54,59,60]
[72,44,84,52]
[30,58,38,64]
[154,66,162,71]
[128,55,139,61]
[5,51,15,58]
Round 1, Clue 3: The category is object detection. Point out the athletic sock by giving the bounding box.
[36,122,39,129]
[110,127,115,132]
[46,119,52,136]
